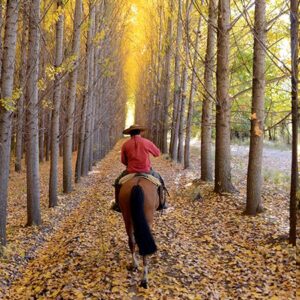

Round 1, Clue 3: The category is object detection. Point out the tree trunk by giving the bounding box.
[0,3,3,81]
[75,55,89,183]
[161,0,173,153]
[0,0,19,246]
[245,0,266,215]
[169,0,182,160]
[88,3,96,171]
[45,110,51,161]
[39,107,45,162]
[63,0,82,193]
[214,0,236,193]
[184,14,202,169]
[201,0,217,180]
[289,0,298,246]
[82,1,95,176]
[178,1,192,164]
[15,5,28,172]
[49,0,64,207]
[177,64,188,163]
[26,0,41,226]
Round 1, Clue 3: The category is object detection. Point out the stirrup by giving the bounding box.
[110,201,121,212]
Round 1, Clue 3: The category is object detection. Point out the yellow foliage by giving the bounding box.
[0,88,22,112]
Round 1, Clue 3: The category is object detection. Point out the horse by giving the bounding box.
[119,176,159,289]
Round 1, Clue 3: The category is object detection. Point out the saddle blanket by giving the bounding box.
[119,173,161,187]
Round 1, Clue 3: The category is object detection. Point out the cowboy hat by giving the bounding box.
[122,124,146,135]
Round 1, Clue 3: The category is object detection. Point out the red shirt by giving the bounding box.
[121,135,160,173]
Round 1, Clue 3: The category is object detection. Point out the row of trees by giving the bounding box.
[135,0,298,244]
[0,0,128,246]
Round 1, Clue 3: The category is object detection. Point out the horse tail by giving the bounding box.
[130,185,157,256]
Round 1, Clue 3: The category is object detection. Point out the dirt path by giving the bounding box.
[3,141,296,299]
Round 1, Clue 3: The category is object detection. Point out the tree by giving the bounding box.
[49,0,64,207]
[82,0,96,176]
[184,12,202,169]
[200,0,217,180]
[214,0,236,193]
[0,0,20,246]
[63,0,82,193]
[289,0,299,246]
[26,0,42,226]
[170,0,183,160]
[160,0,173,153]
[15,3,28,172]
[245,0,266,215]
[178,1,191,163]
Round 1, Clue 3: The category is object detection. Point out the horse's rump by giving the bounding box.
[119,177,159,255]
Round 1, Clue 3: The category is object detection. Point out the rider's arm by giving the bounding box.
[121,144,128,166]
[147,140,160,157]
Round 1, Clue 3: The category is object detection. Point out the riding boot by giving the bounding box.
[157,185,168,210]
[112,185,121,212]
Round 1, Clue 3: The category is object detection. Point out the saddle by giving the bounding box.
[118,173,166,210]
[118,173,161,187]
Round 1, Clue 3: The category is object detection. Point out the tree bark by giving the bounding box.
[0,3,3,81]
[170,0,182,160]
[177,64,187,163]
[214,0,236,193]
[75,55,88,183]
[15,4,28,172]
[39,106,45,162]
[0,0,19,246]
[289,0,299,246]
[200,0,217,180]
[184,14,202,169]
[161,0,173,153]
[63,0,82,193]
[26,0,41,226]
[178,2,191,163]
[49,0,64,207]
[45,110,51,161]
[82,0,95,176]
[245,0,266,215]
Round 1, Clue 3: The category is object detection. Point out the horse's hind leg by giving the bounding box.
[140,256,148,288]
[127,232,138,271]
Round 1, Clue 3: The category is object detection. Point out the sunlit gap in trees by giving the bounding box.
[123,1,153,128]
[125,94,135,128]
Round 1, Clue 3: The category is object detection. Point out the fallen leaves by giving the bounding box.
[0,140,297,299]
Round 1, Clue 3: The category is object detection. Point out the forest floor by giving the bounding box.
[0,140,297,299]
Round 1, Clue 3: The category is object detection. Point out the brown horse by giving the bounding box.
[119,176,159,288]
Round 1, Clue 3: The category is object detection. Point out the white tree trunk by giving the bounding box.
[0,0,19,246]
[170,0,183,160]
[49,0,64,207]
[63,0,82,193]
[26,0,41,226]
[15,5,28,172]
[184,14,202,169]
[201,0,217,180]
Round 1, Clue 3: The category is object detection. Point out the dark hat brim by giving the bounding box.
[122,125,146,135]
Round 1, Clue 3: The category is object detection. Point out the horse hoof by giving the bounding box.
[140,280,148,289]
[127,265,138,272]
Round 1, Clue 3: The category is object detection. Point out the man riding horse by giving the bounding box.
[112,124,168,212]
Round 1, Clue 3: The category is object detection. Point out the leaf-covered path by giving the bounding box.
[2,141,297,299]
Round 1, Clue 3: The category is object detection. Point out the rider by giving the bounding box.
[112,124,168,212]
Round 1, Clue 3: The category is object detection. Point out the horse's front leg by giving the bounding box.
[140,256,148,288]
[128,232,139,271]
